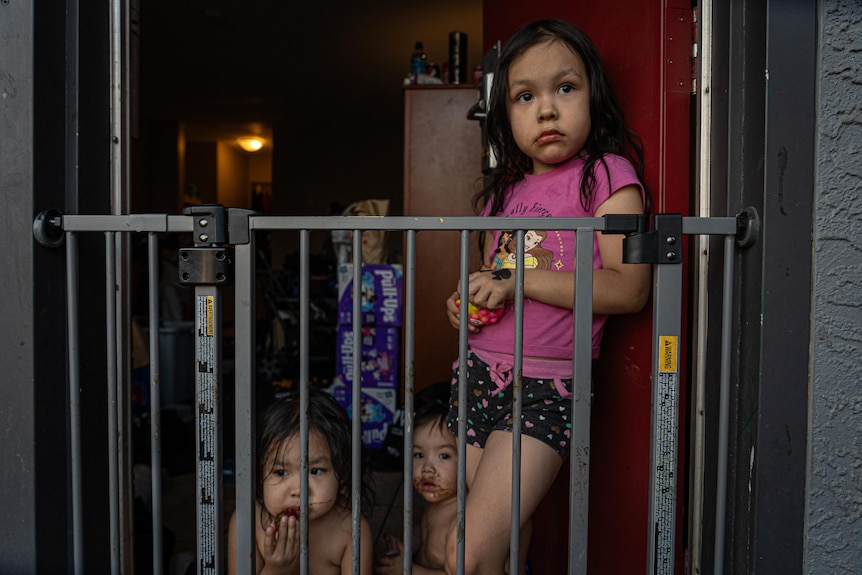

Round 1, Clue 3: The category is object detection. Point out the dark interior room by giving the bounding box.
[134,0,483,228]
[128,3,484,572]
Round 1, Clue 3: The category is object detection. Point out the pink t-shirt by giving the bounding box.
[468,154,643,388]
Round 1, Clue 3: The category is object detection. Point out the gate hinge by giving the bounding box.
[603,213,648,237]
[184,204,257,247]
[617,213,684,265]
[602,213,682,265]
[179,204,257,285]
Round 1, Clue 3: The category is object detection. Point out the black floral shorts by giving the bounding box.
[446,350,573,459]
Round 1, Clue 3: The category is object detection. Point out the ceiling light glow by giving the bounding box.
[237,136,265,152]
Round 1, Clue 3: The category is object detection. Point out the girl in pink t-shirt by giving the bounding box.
[443,18,651,575]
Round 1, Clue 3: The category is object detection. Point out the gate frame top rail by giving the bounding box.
[37,209,747,238]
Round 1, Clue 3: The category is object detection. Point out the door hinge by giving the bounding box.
[665,7,696,95]
[691,6,699,95]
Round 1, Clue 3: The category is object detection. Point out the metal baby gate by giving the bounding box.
[34,205,758,575]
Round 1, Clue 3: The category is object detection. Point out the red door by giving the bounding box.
[482,2,693,574]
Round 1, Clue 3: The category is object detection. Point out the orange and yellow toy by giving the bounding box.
[456,299,505,327]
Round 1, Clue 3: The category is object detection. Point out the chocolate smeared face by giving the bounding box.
[411,420,458,505]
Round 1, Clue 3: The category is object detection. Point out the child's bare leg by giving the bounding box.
[446,432,561,575]
[514,518,533,575]
[502,518,533,575]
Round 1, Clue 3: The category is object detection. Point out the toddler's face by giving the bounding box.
[506,39,591,175]
[262,430,339,522]
[412,421,457,504]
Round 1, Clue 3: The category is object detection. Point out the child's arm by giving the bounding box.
[446,185,650,324]
[410,562,448,574]
[344,515,375,575]
[591,185,652,313]
[227,508,267,575]
[373,537,448,575]
[373,535,405,575]
[227,510,241,575]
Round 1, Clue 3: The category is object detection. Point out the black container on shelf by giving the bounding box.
[448,31,468,84]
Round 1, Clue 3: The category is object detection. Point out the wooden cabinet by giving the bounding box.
[402,85,483,393]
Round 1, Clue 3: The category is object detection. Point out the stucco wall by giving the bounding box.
[807,1,862,572]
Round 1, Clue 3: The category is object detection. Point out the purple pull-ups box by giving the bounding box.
[335,325,399,388]
[329,383,397,450]
[337,264,403,326]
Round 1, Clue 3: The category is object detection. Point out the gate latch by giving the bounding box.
[604,213,683,265]
[178,204,244,286]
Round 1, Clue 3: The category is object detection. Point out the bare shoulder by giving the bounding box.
[309,507,373,575]
[325,507,372,550]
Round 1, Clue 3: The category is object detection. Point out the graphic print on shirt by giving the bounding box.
[491,229,554,270]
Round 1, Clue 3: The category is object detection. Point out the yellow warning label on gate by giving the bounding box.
[659,335,678,373]
[206,296,214,337]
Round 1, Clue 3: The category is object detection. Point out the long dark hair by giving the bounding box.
[256,388,373,521]
[476,18,647,229]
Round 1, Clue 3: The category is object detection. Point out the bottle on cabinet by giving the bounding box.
[409,41,427,84]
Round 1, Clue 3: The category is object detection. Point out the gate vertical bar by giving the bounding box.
[299,229,311,575]
[195,285,223,575]
[148,232,164,574]
[105,232,121,574]
[234,234,257,575]
[455,229,471,575]
[569,227,595,575]
[108,0,128,216]
[181,205,232,575]
[66,231,85,574]
[402,229,417,575]
[299,374,310,575]
[509,231,525,574]
[646,240,683,575]
[713,234,736,575]
[350,228,363,575]
[108,2,132,565]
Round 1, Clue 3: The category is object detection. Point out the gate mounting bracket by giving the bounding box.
[33,208,65,248]
[735,206,760,248]
[178,204,258,286]
[604,213,683,265]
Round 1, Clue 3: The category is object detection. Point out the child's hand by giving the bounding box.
[469,268,515,309]
[261,514,299,572]
[447,269,512,331]
[456,299,505,327]
[447,291,481,333]
[373,534,405,575]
